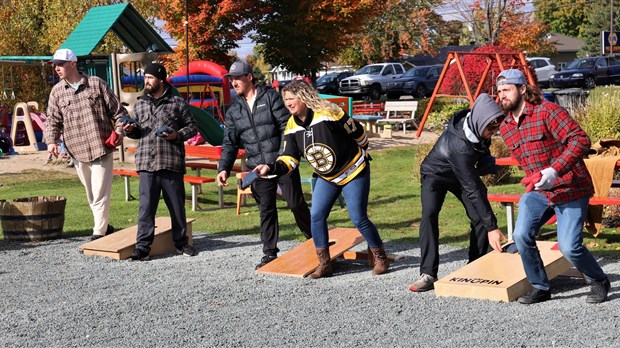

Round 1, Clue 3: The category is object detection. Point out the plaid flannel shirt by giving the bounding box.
[44,73,126,162]
[126,85,197,173]
[500,100,593,204]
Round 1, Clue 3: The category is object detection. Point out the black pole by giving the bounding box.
[185,0,190,100]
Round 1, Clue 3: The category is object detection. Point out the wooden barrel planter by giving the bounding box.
[0,196,67,241]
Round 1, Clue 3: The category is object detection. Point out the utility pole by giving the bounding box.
[612,0,615,56]
[185,0,190,99]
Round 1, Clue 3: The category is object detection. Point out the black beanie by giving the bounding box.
[144,63,167,81]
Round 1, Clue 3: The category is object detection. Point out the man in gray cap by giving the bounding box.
[45,48,127,241]
[497,68,610,304]
[409,93,507,293]
[217,60,311,269]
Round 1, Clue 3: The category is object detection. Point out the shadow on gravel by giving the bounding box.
[192,233,261,253]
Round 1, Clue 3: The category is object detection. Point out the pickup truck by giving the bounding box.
[549,56,620,89]
[339,62,405,100]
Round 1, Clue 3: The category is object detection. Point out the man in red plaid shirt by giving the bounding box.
[497,69,610,304]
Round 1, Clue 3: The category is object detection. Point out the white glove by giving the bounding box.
[534,167,559,191]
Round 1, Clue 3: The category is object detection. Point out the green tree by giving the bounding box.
[579,0,620,57]
[533,0,589,38]
[253,0,385,81]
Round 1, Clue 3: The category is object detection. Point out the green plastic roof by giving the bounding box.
[59,3,173,56]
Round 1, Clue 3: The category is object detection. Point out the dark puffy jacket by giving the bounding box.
[420,109,498,231]
[218,85,290,172]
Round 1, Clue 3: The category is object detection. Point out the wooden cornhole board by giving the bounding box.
[434,241,571,302]
[256,228,365,278]
[79,217,195,260]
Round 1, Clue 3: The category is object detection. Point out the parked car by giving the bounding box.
[316,71,354,95]
[339,62,406,100]
[549,56,620,89]
[526,57,556,87]
[386,64,443,98]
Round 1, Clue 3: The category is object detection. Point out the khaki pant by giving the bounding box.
[74,152,114,236]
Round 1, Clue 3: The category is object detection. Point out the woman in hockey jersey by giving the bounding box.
[254,80,388,279]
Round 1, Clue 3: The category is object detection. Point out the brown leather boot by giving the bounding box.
[309,247,333,279]
[369,245,389,275]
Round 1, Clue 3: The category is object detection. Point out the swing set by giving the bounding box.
[1,66,16,100]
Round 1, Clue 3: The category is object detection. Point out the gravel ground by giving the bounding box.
[0,232,619,347]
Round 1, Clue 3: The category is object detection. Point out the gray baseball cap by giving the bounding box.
[224,61,253,77]
[496,69,526,86]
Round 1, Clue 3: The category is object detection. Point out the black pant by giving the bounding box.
[419,174,489,277]
[136,170,188,252]
[251,168,311,256]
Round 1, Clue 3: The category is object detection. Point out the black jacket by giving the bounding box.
[218,85,290,172]
[420,109,498,231]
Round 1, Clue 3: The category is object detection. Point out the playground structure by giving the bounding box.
[416,51,535,137]
[9,101,47,152]
[118,58,228,147]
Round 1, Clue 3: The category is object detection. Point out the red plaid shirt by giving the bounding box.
[500,100,593,204]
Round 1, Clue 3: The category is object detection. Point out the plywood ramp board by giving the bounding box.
[256,228,365,278]
[80,217,195,260]
[434,241,571,302]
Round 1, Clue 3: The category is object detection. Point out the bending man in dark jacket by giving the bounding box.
[217,61,311,269]
[409,93,507,292]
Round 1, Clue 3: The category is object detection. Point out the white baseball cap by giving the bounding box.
[49,49,77,64]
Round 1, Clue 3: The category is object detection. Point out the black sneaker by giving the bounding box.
[518,288,551,304]
[586,278,611,304]
[176,244,197,257]
[106,225,116,235]
[255,255,277,270]
[90,234,104,241]
[128,248,150,261]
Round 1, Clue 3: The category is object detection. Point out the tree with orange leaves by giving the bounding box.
[445,0,554,56]
[158,0,263,71]
[339,0,447,68]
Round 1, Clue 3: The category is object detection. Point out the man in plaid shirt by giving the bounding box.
[123,63,197,261]
[497,69,610,304]
[45,48,126,241]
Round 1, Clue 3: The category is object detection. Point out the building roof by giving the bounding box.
[548,33,583,53]
[60,3,173,56]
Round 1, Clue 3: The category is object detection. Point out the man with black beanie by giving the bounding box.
[122,63,198,261]
[409,93,507,292]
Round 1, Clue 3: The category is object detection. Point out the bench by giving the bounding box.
[376,100,418,134]
[112,169,215,211]
[488,193,620,240]
[352,102,384,116]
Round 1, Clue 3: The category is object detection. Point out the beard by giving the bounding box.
[500,93,522,113]
[145,81,162,95]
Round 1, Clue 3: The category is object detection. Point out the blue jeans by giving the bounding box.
[514,192,607,290]
[310,168,382,249]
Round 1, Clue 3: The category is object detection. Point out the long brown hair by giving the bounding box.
[524,84,543,105]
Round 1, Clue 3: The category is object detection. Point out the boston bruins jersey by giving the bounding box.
[272,108,369,186]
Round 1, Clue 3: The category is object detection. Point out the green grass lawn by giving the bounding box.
[2,146,620,258]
